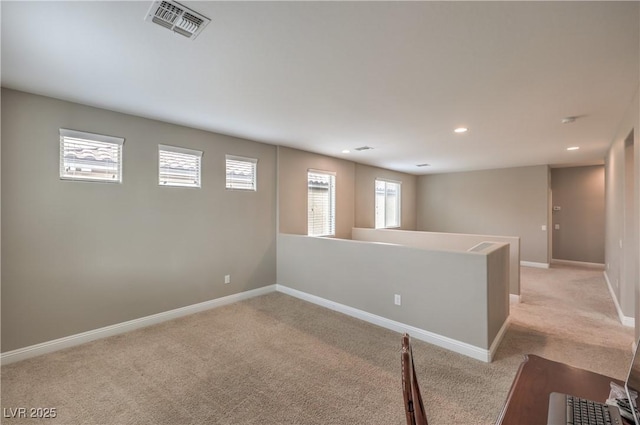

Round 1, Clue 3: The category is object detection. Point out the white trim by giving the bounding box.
[159,144,203,158]
[226,154,257,164]
[510,294,521,304]
[521,261,550,269]
[1,285,277,365]
[604,271,635,328]
[308,168,336,176]
[488,318,511,362]
[1,284,512,365]
[276,284,495,363]
[551,259,605,270]
[60,128,124,145]
[375,177,403,185]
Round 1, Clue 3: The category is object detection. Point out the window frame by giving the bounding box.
[375,178,402,229]
[307,169,336,237]
[59,128,125,183]
[158,144,203,188]
[225,155,258,191]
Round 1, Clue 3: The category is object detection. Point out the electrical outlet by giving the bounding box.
[224,275,230,284]
[394,294,401,306]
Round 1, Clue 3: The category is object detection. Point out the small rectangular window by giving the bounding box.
[308,170,336,237]
[59,128,124,183]
[375,179,401,229]
[226,155,257,191]
[159,145,203,188]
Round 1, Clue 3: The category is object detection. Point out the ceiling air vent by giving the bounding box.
[468,242,497,253]
[145,1,210,40]
[354,146,374,151]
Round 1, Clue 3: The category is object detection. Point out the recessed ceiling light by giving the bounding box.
[454,127,468,133]
[567,146,580,151]
[342,149,350,154]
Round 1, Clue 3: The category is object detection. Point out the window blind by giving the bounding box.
[159,144,202,188]
[59,128,124,183]
[308,170,336,236]
[375,179,401,228]
[226,155,257,190]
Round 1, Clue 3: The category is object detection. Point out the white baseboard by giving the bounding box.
[2,283,510,365]
[551,259,605,269]
[509,294,521,304]
[276,284,497,363]
[1,285,277,365]
[488,318,511,362]
[521,261,550,269]
[603,271,635,328]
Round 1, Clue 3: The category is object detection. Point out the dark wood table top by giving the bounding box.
[496,354,626,425]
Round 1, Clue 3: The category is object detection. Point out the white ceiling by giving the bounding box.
[2,1,638,174]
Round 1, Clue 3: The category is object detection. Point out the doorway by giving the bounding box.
[550,165,606,265]
[623,131,637,327]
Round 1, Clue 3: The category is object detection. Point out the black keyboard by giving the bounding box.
[566,395,613,425]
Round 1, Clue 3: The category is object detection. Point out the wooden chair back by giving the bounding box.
[401,333,428,425]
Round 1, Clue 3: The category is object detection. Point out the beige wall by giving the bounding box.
[605,88,639,323]
[1,89,278,352]
[354,164,417,230]
[416,165,550,264]
[277,146,355,239]
[550,165,605,264]
[0,92,426,353]
[277,147,417,239]
[637,4,640,346]
[6,84,636,353]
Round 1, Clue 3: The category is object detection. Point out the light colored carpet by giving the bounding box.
[1,265,634,424]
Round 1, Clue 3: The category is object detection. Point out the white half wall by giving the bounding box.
[352,228,520,296]
[277,233,510,361]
